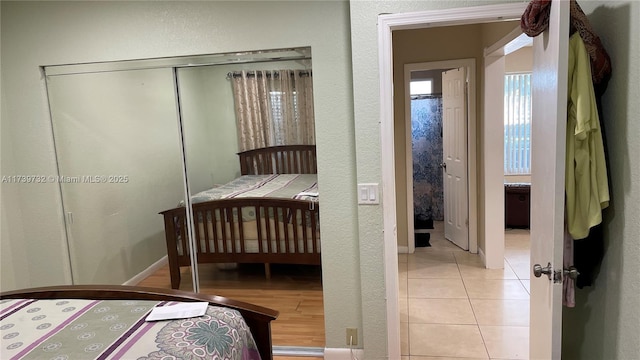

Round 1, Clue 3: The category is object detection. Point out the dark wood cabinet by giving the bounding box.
[505,183,530,228]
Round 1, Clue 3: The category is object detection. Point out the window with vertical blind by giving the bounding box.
[504,73,532,175]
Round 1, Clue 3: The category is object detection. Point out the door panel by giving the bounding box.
[529,0,570,358]
[442,68,469,250]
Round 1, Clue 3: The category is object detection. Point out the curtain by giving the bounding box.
[230,70,315,151]
[411,96,444,221]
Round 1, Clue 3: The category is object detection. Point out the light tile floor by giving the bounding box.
[400,222,531,360]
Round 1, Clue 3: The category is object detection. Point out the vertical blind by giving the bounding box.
[504,73,532,175]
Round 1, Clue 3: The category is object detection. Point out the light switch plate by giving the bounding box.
[357,183,379,204]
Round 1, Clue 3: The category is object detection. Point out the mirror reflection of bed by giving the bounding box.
[160,145,320,287]
[151,146,324,348]
[45,48,324,351]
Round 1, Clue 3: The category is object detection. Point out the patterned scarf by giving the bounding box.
[521,0,611,88]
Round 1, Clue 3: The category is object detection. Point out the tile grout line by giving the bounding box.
[504,251,532,295]
[456,249,492,360]
[402,257,410,357]
[403,227,530,359]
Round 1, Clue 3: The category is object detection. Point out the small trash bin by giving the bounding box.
[505,183,530,228]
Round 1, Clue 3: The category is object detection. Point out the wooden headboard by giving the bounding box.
[238,145,317,175]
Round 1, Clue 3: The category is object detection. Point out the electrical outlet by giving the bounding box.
[346,327,358,346]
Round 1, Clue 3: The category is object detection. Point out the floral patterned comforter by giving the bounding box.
[0,299,261,360]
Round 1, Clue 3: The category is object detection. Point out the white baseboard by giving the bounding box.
[397,246,409,254]
[478,247,486,266]
[273,346,323,357]
[324,347,364,360]
[123,256,168,286]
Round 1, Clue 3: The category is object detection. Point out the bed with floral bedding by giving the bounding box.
[0,286,278,360]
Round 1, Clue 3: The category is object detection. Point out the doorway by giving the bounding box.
[379,4,544,357]
[399,36,533,359]
[404,60,476,254]
[380,2,569,358]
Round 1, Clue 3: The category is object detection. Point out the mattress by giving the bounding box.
[0,299,261,360]
[192,174,319,204]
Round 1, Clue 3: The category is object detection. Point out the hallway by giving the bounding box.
[399,222,531,359]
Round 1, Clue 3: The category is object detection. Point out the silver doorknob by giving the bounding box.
[439,162,447,170]
[533,262,553,279]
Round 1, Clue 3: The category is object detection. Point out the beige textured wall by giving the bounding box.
[505,46,533,73]
[393,24,481,250]
[392,21,517,251]
[411,69,444,93]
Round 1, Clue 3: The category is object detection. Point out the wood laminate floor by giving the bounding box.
[138,262,325,348]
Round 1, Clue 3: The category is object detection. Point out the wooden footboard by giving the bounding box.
[160,198,320,289]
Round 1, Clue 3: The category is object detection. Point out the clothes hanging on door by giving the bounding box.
[521,0,612,304]
[521,0,612,87]
[565,32,610,241]
[562,32,610,304]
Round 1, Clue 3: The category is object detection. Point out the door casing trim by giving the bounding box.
[377,3,528,358]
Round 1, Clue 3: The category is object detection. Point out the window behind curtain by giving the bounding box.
[504,73,532,175]
[269,90,299,146]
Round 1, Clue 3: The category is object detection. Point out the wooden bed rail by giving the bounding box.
[238,145,317,175]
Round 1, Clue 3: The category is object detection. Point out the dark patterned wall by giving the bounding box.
[411,97,444,222]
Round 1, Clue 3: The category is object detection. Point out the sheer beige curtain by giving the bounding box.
[230,70,315,151]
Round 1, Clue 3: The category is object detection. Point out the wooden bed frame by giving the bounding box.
[0,285,279,360]
[160,145,322,289]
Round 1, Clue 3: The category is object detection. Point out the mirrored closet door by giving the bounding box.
[45,48,319,291]
[177,58,315,276]
[175,56,322,350]
[47,68,189,286]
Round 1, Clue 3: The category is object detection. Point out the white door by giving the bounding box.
[529,0,570,358]
[442,68,469,250]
